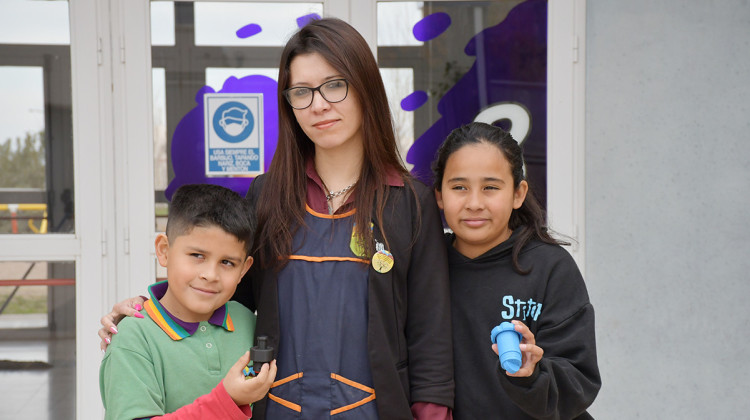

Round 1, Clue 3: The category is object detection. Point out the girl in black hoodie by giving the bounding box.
[433,122,601,419]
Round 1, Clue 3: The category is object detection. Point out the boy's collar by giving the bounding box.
[143,280,234,341]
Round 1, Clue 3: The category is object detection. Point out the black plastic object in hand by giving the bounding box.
[250,335,274,374]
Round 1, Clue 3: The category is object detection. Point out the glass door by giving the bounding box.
[372,0,584,263]
[112,0,327,300]
[0,0,110,418]
[151,1,324,240]
[376,1,548,199]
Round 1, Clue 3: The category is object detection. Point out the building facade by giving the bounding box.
[1,0,748,418]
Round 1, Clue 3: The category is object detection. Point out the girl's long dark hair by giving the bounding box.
[254,18,409,268]
[432,122,566,274]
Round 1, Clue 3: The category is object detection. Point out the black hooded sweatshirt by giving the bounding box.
[447,231,601,419]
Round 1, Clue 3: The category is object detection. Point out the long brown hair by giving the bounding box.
[254,17,409,268]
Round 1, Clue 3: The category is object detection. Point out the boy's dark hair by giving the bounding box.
[432,122,567,274]
[166,184,255,255]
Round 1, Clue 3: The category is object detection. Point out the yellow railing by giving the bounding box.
[0,204,47,211]
[0,203,48,234]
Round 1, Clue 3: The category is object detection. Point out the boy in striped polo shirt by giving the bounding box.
[100,184,276,419]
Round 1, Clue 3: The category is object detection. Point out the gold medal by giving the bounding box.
[372,241,394,273]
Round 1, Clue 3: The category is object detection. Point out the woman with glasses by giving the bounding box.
[100,18,453,420]
[246,17,453,420]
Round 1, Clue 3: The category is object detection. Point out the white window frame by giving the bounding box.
[546,0,586,271]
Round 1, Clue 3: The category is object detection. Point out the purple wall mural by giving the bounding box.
[405,0,547,203]
[164,2,547,203]
[164,14,321,200]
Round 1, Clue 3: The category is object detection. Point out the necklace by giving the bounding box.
[325,183,355,201]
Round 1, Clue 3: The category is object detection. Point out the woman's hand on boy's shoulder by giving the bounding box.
[98,295,146,352]
[224,351,278,406]
[492,320,543,378]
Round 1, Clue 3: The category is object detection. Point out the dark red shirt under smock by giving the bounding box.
[304,158,404,214]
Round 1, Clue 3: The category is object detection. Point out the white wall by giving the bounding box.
[585,1,750,418]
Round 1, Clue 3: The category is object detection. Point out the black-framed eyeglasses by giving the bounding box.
[283,78,349,110]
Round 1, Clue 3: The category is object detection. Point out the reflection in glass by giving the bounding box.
[206,67,278,91]
[152,2,301,230]
[194,2,323,46]
[0,4,75,234]
[0,261,50,328]
[378,2,424,46]
[377,1,547,205]
[151,1,176,46]
[0,69,47,235]
[0,67,45,147]
[0,0,70,45]
[380,68,415,166]
[153,68,168,191]
[0,260,76,418]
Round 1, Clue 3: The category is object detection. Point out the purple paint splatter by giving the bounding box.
[236,23,262,39]
[297,13,321,28]
[401,91,428,111]
[413,12,451,42]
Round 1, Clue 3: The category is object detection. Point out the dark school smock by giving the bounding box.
[266,205,377,419]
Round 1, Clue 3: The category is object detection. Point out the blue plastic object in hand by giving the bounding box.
[490,322,522,374]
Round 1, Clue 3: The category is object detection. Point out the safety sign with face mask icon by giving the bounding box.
[204,93,264,176]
